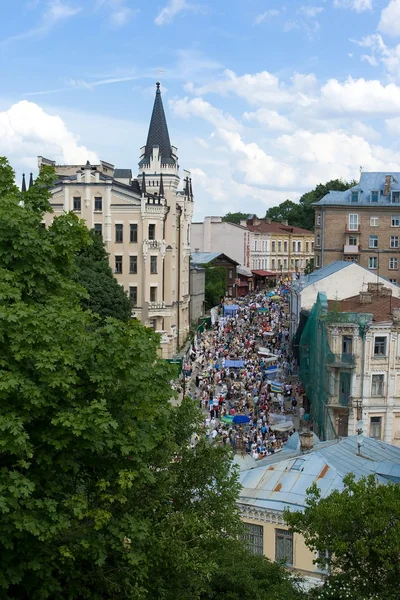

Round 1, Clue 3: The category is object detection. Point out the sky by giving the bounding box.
[2,1,400,219]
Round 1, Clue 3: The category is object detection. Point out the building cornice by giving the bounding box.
[237,502,285,525]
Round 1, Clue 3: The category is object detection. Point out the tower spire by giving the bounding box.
[21,173,26,192]
[139,82,174,166]
[189,178,193,200]
[141,171,146,197]
[159,172,165,197]
[28,173,34,189]
[184,177,190,198]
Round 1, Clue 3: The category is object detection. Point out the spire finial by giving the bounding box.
[156,82,161,92]
[21,173,26,192]
[189,178,193,200]
[184,177,190,198]
[141,172,146,197]
[29,173,34,189]
[159,172,164,197]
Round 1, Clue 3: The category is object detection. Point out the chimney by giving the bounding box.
[265,217,272,224]
[384,175,392,196]
[392,308,400,325]
[253,217,260,226]
[300,431,314,452]
[367,282,384,294]
[359,291,372,304]
[281,219,288,226]
[380,287,392,297]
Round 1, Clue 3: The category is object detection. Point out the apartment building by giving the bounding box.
[314,172,400,283]
[191,216,246,265]
[241,216,314,275]
[300,286,400,444]
[42,83,193,358]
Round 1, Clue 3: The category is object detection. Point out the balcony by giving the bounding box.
[327,353,356,368]
[343,244,360,254]
[345,225,360,233]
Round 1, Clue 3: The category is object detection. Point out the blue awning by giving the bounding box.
[225,359,245,368]
[223,304,239,316]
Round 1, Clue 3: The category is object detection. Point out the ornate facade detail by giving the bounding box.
[237,503,285,525]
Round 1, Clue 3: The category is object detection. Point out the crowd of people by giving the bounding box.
[183,283,306,459]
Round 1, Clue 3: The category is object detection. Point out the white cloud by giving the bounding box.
[169,96,242,131]
[299,5,324,18]
[243,108,293,132]
[95,0,138,27]
[0,101,98,167]
[155,0,198,25]
[3,0,81,43]
[333,0,372,12]
[254,9,279,25]
[379,0,400,37]
[320,77,400,114]
[385,116,400,134]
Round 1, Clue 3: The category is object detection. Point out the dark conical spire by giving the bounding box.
[140,82,174,166]
[29,173,34,189]
[189,178,193,200]
[21,173,26,192]
[184,177,190,198]
[141,171,146,196]
[159,172,164,197]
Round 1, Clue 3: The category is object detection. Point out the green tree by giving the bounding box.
[202,264,226,309]
[304,258,314,275]
[285,474,400,600]
[222,212,250,225]
[75,229,133,322]
[265,200,298,224]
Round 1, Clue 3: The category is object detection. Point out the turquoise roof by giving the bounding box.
[191,252,222,264]
[301,260,350,287]
[315,172,400,206]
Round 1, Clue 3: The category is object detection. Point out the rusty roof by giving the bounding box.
[245,220,313,235]
[328,294,400,322]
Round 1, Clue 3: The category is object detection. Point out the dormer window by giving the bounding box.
[391,191,400,204]
[351,191,359,203]
[370,190,379,203]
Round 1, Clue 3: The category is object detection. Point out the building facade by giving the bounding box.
[314,172,400,283]
[299,288,400,443]
[241,216,314,276]
[189,266,205,324]
[191,252,239,299]
[42,83,193,358]
[191,217,246,265]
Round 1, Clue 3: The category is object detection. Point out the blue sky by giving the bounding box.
[2,0,400,218]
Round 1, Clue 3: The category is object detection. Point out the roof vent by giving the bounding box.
[300,431,314,452]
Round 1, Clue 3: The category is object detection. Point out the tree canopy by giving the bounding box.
[266,179,356,231]
[202,264,226,309]
[0,157,304,599]
[222,212,250,225]
[285,474,400,600]
[75,229,133,322]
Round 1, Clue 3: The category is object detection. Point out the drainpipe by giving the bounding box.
[162,206,170,302]
[177,205,182,349]
[358,322,370,423]
[321,208,325,268]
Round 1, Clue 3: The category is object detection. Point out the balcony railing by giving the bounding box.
[343,244,360,254]
[327,353,356,368]
[345,225,360,233]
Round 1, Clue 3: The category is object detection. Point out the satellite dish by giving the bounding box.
[356,420,364,432]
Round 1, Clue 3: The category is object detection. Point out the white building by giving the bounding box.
[191,217,246,265]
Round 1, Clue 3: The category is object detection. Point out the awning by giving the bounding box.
[252,270,276,276]
[223,304,239,316]
[225,359,245,368]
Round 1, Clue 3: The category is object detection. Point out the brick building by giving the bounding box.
[314,172,400,284]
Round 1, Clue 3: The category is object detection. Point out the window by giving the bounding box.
[149,318,157,330]
[150,256,158,274]
[73,196,81,211]
[284,241,288,252]
[390,278,397,284]
[115,256,123,274]
[374,336,387,357]
[115,224,123,243]
[371,375,385,397]
[228,269,233,279]
[370,416,382,439]
[292,241,296,252]
[369,235,378,248]
[150,286,157,302]
[369,256,378,270]
[370,217,379,227]
[284,258,288,270]
[254,240,258,251]
[297,241,301,252]
[148,224,156,240]
[316,215,321,226]
[271,259,276,270]
[315,254,320,267]
[390,236,399,248]
[130,224,138,243]
[306,241,310,253]
[391,191,400,204]
[370,190,379,202]
[94,223,102,236]
[129,256,137,274]
[316,234,321,247]
[351,191,359,203]
[389,257,398,270]
[243,523,264,556]
[348,235,358,246]
[391,216,400,227]
[275,529,293,565]
[94,197,102,211]
[342,335,353,355]
[272,241,276,252]
[348,214,359,230]
[278,241,282,252]
[129,286,137,306]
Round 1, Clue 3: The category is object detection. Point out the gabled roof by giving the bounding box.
[139,83,175,166]
[315,172,400,206]
[191,252,239,265]
[238,434,400,513]
[246,220,313,235]
[302,261,350,287]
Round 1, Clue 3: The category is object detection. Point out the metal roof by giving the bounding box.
[315,172,400,206]
[301,261,350,287]
[114,169,132,178]
[139,83,175,166]
[191,252,238,265]
[238,434,400,513]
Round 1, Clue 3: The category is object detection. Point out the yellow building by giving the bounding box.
[237,432,400,588]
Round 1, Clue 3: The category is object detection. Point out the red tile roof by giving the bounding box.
[328,294,400,322]
[245,220,313,235]
[252,270,276,276]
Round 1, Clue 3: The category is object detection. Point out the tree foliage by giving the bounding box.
[266,179,356,231]
[222,212,250,225]
[0,158,304,599]
[202,264,226,309]
[75,229,132,322]
[285,474,400,600]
